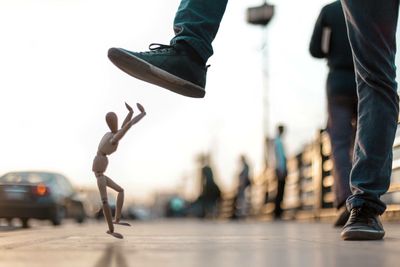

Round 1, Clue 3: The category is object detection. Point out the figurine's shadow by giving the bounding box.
[94,244,130,267]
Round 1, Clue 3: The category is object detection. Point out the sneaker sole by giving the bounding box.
[341,229,385,240]
[108,47,206,98]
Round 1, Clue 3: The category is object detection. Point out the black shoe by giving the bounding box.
[333,207,350,227]
[108,43,207,98]
[341,207,385,240]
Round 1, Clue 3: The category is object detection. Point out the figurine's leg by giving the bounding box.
[95,173,123,238]
[105,176,127,225]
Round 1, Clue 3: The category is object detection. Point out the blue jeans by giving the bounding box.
[170,0,228,62]
[327,96,357,208]
[341,0,400,214]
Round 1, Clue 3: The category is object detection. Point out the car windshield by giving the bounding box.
[0,172,54,184]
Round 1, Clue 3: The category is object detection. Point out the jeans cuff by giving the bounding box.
[171,36,211,63]
[346,195,386,215]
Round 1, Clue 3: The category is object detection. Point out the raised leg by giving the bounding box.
[171,0,229,62]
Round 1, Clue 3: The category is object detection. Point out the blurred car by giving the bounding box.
[165,196,188,218]
[80,188,119,220]
[123,204,152,221]
[0,171,86,228]
[95,203,116,220]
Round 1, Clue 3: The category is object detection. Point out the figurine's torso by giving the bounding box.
[92,132,119,173]
[98,132,119,155]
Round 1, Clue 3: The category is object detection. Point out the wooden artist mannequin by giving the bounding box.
[92,102,146,239]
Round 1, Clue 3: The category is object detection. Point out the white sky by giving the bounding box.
[2,0,394,202]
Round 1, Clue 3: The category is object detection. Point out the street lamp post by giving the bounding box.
[246,1,275,166]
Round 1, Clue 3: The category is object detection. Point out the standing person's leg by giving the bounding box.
[108,0,229,98]
[327,96,357,227]
[341,0,399,240]
[274,174,286,219]
[327,99,355,199]
[236,189,246,218]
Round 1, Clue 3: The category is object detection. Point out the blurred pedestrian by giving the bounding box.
[309,0,356,227]
[234,155,252,219]
[198,154,221,218]
[273,125,287,220]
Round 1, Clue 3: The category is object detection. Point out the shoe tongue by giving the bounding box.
[355,206,376,217]
[173,42,187,51]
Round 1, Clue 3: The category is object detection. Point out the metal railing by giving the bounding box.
[247,126,400,221]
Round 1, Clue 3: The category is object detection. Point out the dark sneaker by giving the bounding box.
[108,43,207,98]
[341,207,385,240]
[333,207,350,227]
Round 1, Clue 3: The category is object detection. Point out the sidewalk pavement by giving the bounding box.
[0,220,399,267]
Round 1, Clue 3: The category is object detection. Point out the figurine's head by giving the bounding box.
[106,112,118,133]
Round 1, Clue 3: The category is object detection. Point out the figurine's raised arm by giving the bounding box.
[111,103,146,144]
[121,102,134,128]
